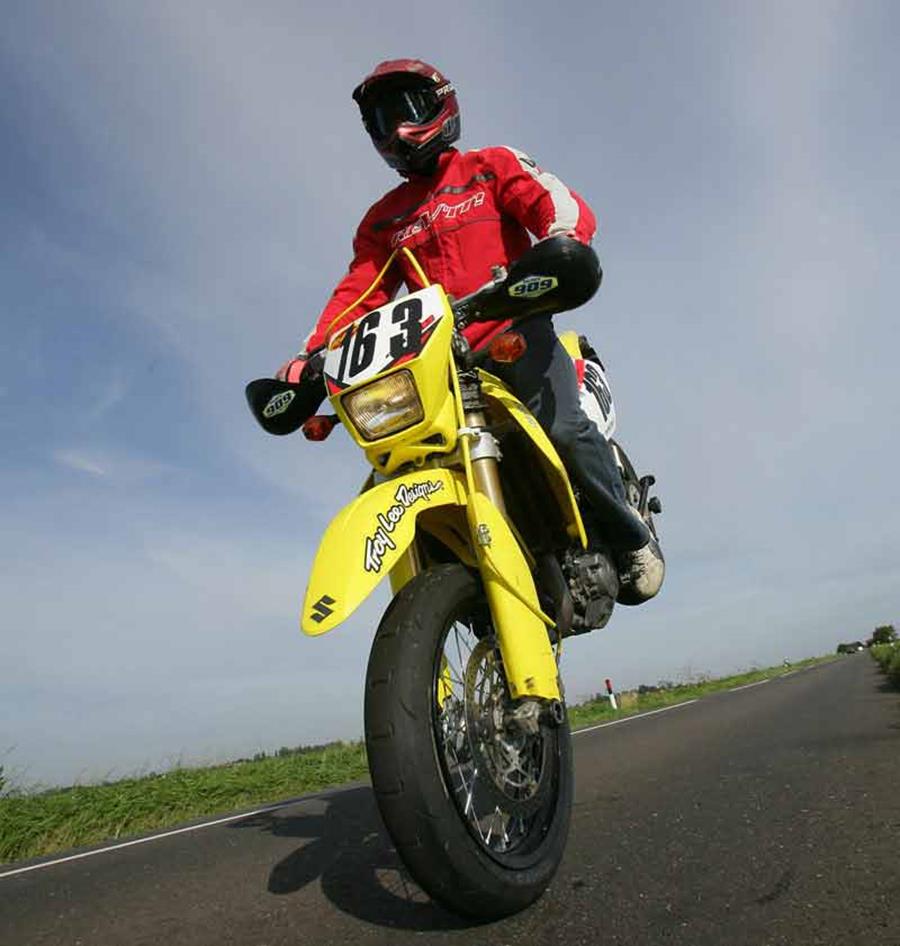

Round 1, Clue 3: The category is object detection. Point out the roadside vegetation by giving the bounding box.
[566,654,832,730]
[1,655,834,865]
[868,624,900,688]
[871,643,900,686]
[0,742,367,866]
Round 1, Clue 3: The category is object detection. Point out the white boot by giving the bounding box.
[617,534,665,605]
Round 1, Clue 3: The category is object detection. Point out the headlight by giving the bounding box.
[342,370,424,441]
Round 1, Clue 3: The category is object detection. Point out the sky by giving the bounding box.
[1,0,898,788]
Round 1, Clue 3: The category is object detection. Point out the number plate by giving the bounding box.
[579,358,616,439]
[323,286,445,392]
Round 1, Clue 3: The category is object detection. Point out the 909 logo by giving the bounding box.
[507,275,558,300]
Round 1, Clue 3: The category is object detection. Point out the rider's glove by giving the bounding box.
[275,355,308,384]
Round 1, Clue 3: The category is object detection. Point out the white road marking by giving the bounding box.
[0,798,302,880]
[729,679,771,692]
[4,670,823,881]
[573,699,699,736]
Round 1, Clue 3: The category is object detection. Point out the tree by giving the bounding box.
[870,624,897,646]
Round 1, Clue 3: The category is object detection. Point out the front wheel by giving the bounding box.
[364,564,573,921]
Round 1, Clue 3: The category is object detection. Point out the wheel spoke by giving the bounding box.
[464,767,478,817]
[441,662,465,689]
[454,625,467,679]
[485,805,500,845]
[435,614,555,859]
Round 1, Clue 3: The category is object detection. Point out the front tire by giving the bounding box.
[364,564,572,921]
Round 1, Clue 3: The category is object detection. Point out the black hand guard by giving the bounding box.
[504,235,602,316]
[245,353,326,435]
[457,236,602,325]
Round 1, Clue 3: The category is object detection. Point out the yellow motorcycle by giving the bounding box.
[246,237,661,920]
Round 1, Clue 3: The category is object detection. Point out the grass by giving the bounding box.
[567,654,834,731]
[1,655,836,866]
[0,742,367,866]
[871,641,900,687]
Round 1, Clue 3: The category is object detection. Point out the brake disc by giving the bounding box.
[463,639,553,817]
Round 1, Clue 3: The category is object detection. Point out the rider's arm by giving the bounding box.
[303,211,402,353]
[486,146,596,245]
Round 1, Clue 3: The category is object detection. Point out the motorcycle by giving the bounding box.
[246,236,662,920]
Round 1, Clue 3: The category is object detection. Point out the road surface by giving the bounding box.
[2,656,898,945]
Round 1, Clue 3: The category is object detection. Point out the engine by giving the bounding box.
[562,550,619,635]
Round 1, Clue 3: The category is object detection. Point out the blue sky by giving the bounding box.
[2,0,898,787]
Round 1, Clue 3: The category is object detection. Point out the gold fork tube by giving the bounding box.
[465,410,507,515]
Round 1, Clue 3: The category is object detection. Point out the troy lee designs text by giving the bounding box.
[364,480,445,573]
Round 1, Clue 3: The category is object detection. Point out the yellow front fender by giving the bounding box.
[301,468,467,635]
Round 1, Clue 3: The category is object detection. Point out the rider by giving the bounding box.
[277,58,663,602]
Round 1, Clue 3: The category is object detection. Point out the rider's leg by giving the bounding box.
[485,315,648,553]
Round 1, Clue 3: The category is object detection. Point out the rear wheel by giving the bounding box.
[364,564,572,920]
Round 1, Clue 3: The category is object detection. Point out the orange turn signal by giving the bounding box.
[488,331,527,364]
[302,415,338,441]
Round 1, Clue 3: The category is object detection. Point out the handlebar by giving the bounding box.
[451,235,602,327]
[248,237,601,434]
[449,236,602,369]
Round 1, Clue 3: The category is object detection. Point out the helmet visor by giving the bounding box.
[365,86,441,141]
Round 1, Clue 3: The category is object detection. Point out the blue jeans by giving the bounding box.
[486,316,649,552]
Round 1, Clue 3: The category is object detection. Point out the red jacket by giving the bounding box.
[305,146,596,352]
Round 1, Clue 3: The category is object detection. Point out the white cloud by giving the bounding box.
[3,1,898,787]
[84,372,129,423]
[52,446,174,483]
[54,449,108,477]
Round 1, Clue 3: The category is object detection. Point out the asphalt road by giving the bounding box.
[2,656,898,946]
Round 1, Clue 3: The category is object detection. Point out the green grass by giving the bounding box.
[0,742,367,865]
[871,641,900,687]
[567,654,835,731]
[1,655,836,866]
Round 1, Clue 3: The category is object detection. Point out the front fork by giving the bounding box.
[455,371,561,703]
[387,381,506,591]
[463,415,506,513]
[389,369,562,703]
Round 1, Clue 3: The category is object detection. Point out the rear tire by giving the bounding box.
[364,564,572,921]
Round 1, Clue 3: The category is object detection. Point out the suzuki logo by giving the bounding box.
[310,595,336,624]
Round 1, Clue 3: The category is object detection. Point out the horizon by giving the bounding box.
[2,0,898,789]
